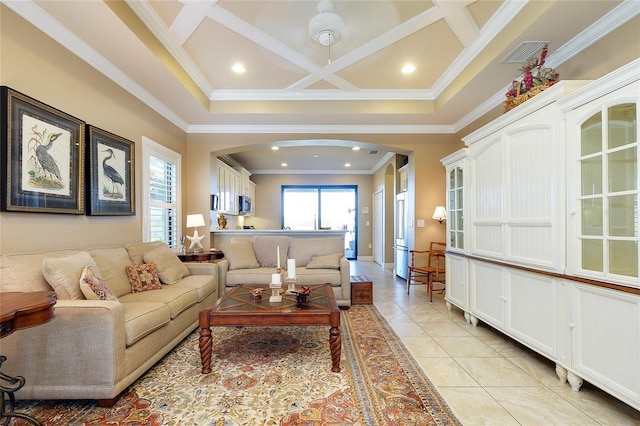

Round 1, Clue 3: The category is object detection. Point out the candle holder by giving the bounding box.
[269,272,283,302]
[285,277,297,294]
[269,283,282,303]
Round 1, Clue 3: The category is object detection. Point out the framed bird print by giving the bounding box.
[87,126,135,215]
[1,86,85,214]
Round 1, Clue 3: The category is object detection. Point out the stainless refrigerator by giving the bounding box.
[394,192,408,279]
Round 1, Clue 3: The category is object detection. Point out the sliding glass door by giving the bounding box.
[282,185,357,259]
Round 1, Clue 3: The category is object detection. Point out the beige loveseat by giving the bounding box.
[0,241,218,406]
[217,235,351,306]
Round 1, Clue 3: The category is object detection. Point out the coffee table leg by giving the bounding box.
[199,327,212,374]
[198,310,213,374]
[329,326,341,372]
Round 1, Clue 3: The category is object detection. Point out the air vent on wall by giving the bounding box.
[368,150,379,155]
[501,41,549,63]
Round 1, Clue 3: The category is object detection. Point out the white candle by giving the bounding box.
[276,246,280,268]
[287,259,296,279]
[271,273,281,284]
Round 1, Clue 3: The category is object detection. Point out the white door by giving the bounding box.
[373,190,384,266]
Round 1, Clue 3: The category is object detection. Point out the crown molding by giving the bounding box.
[454,0,639,134]
[2,0,190,131]
[187,124,456,134]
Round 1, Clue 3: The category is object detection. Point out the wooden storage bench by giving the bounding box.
[350,275,373,304]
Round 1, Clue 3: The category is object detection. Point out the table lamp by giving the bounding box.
[186,214,206,251]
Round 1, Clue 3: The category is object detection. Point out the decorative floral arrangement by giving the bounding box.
[504,43,560,112]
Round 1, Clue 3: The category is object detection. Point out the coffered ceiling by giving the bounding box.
[4,0,636,172]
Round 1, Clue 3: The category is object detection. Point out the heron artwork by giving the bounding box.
[101,148,125,199]
[32,131,63,188]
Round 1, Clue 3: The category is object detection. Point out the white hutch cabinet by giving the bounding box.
[444,59,639,410]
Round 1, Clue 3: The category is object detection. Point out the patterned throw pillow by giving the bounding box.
[126,263,163,293]
[79,265,118,301]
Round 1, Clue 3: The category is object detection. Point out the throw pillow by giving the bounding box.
[79,265,118,301]
[251,236,290,268]
[42,252,98,300]
[305,253,342,270]
[221,241,260,270]
[142,244,190,285]
[126,263,162,293]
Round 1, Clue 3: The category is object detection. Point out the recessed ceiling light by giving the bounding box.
[401,64,416,74]
[232,63,246,73]
[281,162,288,167]
[271,146,280,151]
[352,147,360,151]
[313,155,319,158]
[345,163,351,167]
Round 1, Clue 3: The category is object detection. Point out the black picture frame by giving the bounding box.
[1,86,85,214]
[87,126,135,216]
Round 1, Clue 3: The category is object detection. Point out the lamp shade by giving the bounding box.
[432,206,447,223]
[186,214,205,228]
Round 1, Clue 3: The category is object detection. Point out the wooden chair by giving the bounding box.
[407,241,446,301]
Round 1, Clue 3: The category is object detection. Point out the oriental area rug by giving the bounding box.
[14,305,460,425]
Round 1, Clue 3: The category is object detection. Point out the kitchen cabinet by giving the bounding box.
[217,160,240,215]
[398,164,408,192]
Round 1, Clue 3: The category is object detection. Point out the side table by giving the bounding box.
[350,275,373,304]
[178,250,224,263]
[0,291,57,426]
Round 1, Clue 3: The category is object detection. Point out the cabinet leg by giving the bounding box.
[446,301,452,311]
[555,364,567,383]
[469,315,478,327]
[567,372,583,391]
[463,312,471,323]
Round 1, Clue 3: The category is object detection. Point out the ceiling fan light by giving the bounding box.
[308,1,344,46]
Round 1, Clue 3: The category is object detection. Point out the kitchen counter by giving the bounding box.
[210,229,346,248]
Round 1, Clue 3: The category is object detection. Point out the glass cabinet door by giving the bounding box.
[579,102,638,279]
[448,165,464,250]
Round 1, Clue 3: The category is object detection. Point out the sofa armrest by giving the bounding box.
[1,300,126,397]
[339,256,351,303]
[185,262,218,278]
[216,259,230,296]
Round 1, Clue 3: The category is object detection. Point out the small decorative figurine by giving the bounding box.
[294,286,312,303]
[250,288,263,302]
[217,213,227,230]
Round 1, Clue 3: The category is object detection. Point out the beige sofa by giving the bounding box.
[0,241,218,406]
[217,235,351,306]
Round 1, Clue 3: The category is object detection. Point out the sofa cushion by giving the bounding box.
[126,263,162,293]
[122,302,171,346]
[142,244,190,285]
[126,241,165,265]
[88,247,134,298]
[221,241,260,270]
[1,250,80,293]
[170,275,217,302]
[306,253,342,270]
[42,252,98,300]
[119,286,197,319]
[226,267,279,285]
[288,237,345,267]
[251,236,290,268]
[295,267,342,286]
[80,265,118,301]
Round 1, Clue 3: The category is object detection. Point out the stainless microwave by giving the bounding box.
[239,196,251,213]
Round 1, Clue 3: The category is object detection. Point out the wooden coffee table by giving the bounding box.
[198,283,341,373]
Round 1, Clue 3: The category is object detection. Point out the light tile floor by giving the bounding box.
[351,260,640,425]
